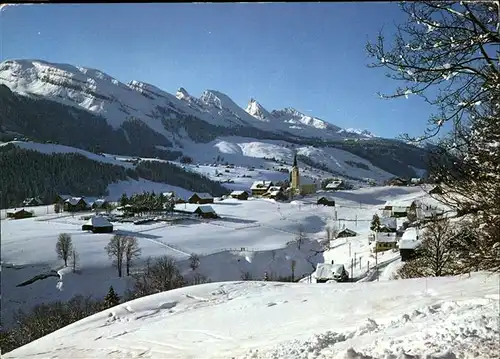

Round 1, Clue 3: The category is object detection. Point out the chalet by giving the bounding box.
[7,209,33,220]
[317,196,336,207]
[230,190,249,200]
[251,180,273,197]
[22,197,43,207]
[82,216,113,233]
[54,194,72,204]
[64,197,91,212]
[374,233,398,252]
[187,192,214,204]
[387,177,408,186]
[429,185,443,195]
[337,228,357,238]
[315,263,349,283]
[91,199,109,210]
[173,203,218,219]
[399,227,421,261]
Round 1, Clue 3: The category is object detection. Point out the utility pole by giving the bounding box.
[375,249,379,281]
[349,242,351,257]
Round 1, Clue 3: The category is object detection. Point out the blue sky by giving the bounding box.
[1,3,437,139]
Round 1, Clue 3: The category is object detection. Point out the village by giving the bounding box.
[4,153,446,285]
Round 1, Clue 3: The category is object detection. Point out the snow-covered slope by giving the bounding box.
[181,137,395,183]
[0,59,376,141]
[5,273,499,359]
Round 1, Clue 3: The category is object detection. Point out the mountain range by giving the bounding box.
[0,59,429,179]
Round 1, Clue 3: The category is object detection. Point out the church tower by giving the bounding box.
[291,152,300,193]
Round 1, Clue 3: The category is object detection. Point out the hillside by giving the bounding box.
[0,59,430,178]
[4,273,499,359]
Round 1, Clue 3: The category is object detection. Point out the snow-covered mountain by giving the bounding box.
[0,59,375,140]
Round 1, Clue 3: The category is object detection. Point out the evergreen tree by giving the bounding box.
[120,193,129,207]
[103,286,120,309]
[370,214,381,232]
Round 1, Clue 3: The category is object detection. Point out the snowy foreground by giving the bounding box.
[5,272,499,359]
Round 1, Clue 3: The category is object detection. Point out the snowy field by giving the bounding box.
[4,272,499,359]
[1,186,437,330]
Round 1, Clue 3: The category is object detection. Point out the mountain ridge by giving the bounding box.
[0,59,375,140]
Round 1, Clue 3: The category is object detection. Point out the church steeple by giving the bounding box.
[293,152,297,167]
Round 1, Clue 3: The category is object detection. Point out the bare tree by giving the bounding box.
[124,236,141,276]
[105,235,127,277]
[130,256,185,298]
[325,218,339,241]
[56,233,73,267]
[189,253,200,271]
[291,260,297,282]
[367,1,500,272]
[71,248,79,273]
[295,224,307,250]
[398,216,458,278]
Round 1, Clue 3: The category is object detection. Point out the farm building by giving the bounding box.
[7,209,34,220]
[173,204,218,219]
[187,193,214,204]
[251,181,274,197]
[82,216,113,233]
[337,228,357,238]
[230,190,249,200]
[317,196,335,207]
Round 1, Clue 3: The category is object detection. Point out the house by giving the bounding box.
[290,153,318,196]
[82,216,113,233]
[230,190,249,200]
[187,192,214,204]
[317,196,336,207]
[22,197,43,207]
[429,185,443,195]
[379,217,397,233]
[64,197,91,212]
[399,227,421,261]
[337,228,357,238]
[7,209,33,220]
[173,203,218,219]
[315,263,349,283]
[251,180,273,197]
[374,233,398,252]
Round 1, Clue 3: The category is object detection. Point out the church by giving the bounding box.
[289,152,318,196]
